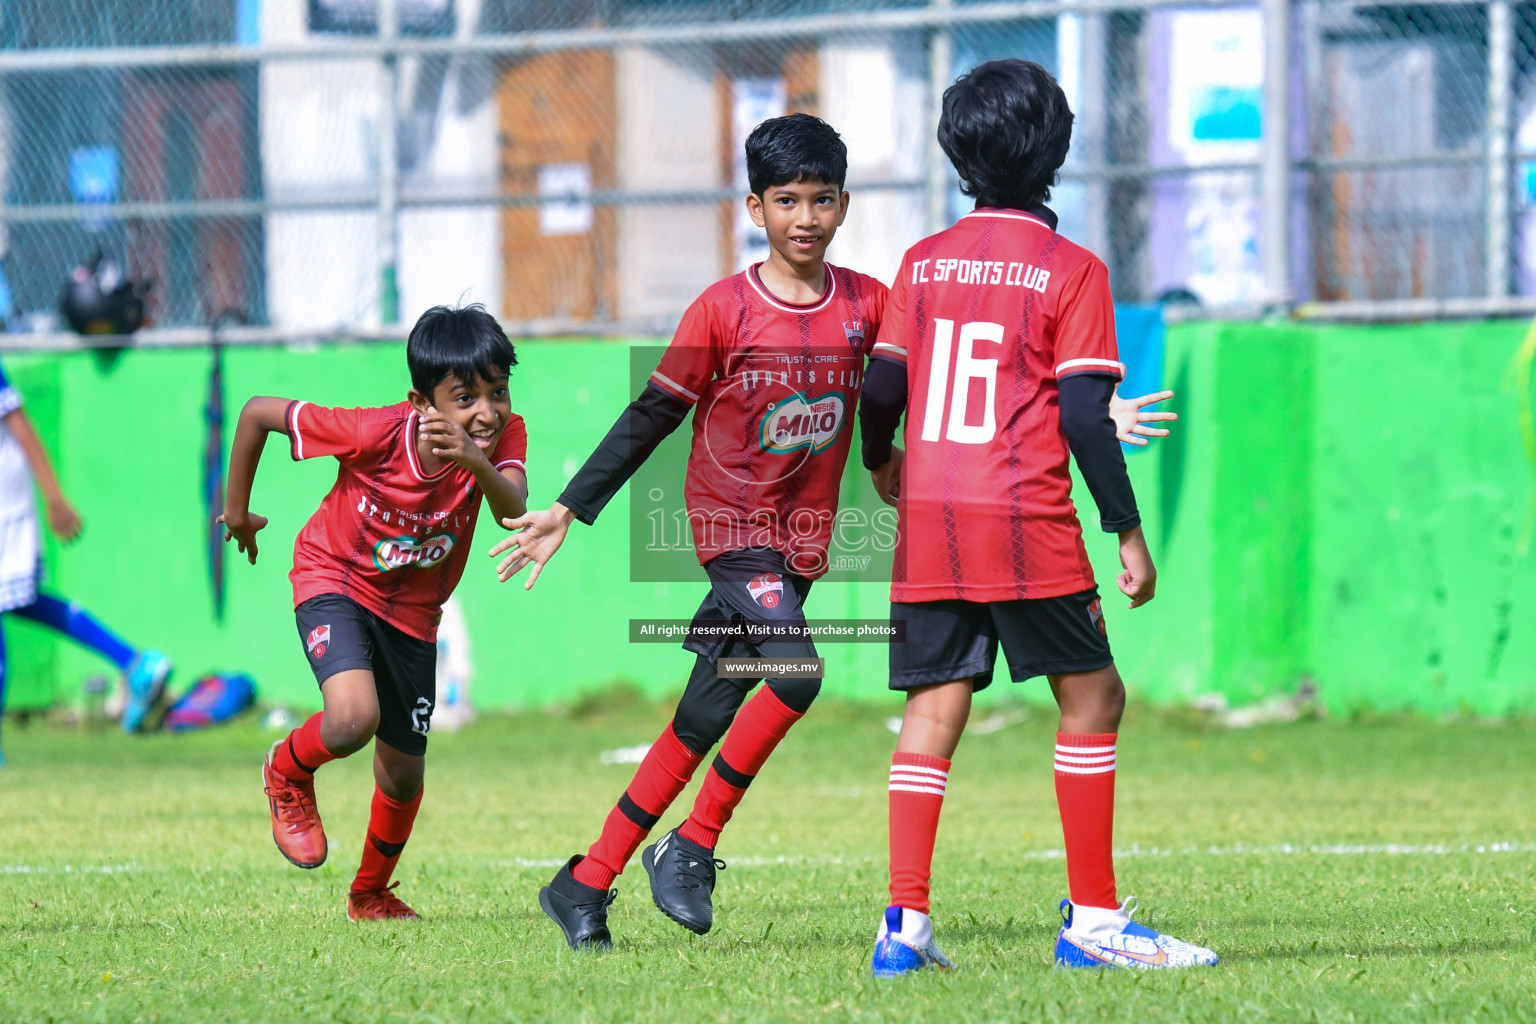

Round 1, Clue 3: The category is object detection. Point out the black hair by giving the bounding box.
[938,59,1074,211]
[406,303,517,396]
[745,113,848,196]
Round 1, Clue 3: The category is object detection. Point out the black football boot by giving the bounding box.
[538,855,618,951]
[641,827,727,935]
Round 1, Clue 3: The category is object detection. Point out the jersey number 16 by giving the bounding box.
[919,318,1002,445]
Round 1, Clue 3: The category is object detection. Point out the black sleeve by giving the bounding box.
[858,356,908,470]
[1058,374,1141,533]
[556,383,692,525]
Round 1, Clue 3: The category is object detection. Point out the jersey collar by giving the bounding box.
[963,204,1058,231]
[746,263,838,314]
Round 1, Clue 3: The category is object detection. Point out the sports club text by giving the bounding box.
[911,257,1050,293]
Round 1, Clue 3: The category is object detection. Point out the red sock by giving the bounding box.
[679,686,805,850]
[887,752,950,914]
[572,723,704,890]
[351,785,423,893]
[1054,732,1118,909]
[272,713,340,781]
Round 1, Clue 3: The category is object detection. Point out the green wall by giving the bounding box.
[4,319,1534,716]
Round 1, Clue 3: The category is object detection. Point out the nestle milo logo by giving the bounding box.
[373,532,457,572]
[761,391,845,454]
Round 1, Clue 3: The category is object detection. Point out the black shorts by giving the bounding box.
[295,593,437,756]
[888,588,1113,692]
[682,547,818,662]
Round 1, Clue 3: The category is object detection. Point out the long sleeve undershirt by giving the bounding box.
[856,360,1140,532]
[556,383,692,525]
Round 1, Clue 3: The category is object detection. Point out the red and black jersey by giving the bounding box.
[648,264,887,578]
[286,400,527,641]
[875,208,1124,602]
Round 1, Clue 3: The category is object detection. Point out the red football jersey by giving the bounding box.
[285,400,528,640]
[875,208,1125,602]
[648,264,886,578]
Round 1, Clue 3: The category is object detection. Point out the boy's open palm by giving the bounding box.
[490,507,572,590]
[1110,389,1177,446]
[218,511,269,565]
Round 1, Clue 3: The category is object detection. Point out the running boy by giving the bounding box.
[220,304,527,920]
[0,354,172,751]
[859,60,1215,973]
[493,113,1169,951]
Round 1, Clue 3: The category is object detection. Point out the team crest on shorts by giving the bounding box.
[1087,598,1106,636]
[747,573,784,609]
[306,624,332,659]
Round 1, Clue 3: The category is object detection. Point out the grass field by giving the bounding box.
[2,695,1535,1023]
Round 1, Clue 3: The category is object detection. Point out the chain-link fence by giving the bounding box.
[0,0,1532,345]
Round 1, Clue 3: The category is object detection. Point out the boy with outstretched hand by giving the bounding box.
[860,60,1214,974]
[492,114,1170,951]
[221,304,527,920]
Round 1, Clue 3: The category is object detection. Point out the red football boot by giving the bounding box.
[263,741,328,869]
[347,882,420,921]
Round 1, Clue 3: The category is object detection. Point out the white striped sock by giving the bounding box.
[889,761,948,797]
[1055,741,1116,776]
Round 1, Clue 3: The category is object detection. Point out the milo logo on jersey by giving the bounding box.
[373,532,457,573]
[761,392,846,455]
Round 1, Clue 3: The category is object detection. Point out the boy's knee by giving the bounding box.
[766,676,820,714]
[320,707,379,756]
[673,696,736,755]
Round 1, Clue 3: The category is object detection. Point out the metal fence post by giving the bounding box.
[925,0,953,236]
[378,0,400,325]
[1081,11,1110,259]
[1487,0,1513,299]
[1262,0,1292,309]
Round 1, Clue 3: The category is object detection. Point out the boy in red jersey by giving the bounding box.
[494,114,1169,951]
[860,60,1216,973]
[220,304,528,921]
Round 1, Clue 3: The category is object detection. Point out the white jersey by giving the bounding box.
[0,359,38,611]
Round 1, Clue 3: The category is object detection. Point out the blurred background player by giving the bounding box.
[0,354,171,753]
[859,60,1214,974]
[219,304,527,921]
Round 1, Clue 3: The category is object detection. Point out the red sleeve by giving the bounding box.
[1052,258,1124,381]
[649,295,720,405]
[492,413,528,474]
[286,401,366,462]
[870,261,910,367]
[862,278,890,358]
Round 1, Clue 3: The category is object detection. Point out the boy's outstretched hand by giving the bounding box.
[218,510,269,565]
[491,503,576,590]
[1116,525,1157,609]
[1110,389,1177,446]
[418,407,486,469]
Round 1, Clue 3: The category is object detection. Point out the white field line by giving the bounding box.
[0,862,138,875]
[492,841,1536,872]
[8,841,1534,878]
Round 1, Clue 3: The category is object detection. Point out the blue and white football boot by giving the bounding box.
[1054,897,1218,969]
[121,650,173,733]
[872,906,956,977]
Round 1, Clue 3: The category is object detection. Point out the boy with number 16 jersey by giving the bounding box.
[860,60,1216,973]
